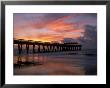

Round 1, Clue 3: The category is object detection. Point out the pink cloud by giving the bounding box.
[14,15,85,42]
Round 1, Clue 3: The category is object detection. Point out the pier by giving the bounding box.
[14,39,82,54]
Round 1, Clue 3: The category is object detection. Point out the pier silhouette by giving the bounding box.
[14,39,82,54]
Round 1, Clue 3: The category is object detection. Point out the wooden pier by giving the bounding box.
[14,39,82,54]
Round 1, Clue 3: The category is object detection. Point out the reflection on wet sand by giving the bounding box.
[14,54,45,68]
[14,56,85,75]
[14,51,97,75]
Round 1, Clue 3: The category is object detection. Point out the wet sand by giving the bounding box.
[14,51,97,75]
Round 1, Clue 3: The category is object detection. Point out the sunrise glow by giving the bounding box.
[14,13,97,43]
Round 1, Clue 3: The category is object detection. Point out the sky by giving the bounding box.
[14,13,97,49]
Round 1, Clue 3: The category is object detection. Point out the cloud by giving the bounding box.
[14,13,97,44]
[78,25,97,49]
[62,38,77,43]
[61,25,97,49]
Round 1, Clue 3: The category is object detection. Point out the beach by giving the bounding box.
[14,49,97,75]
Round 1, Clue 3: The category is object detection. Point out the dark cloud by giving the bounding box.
[62,38,77,43]
[78,25,97,49]
[62,25,97,49]
[80,13,97,18]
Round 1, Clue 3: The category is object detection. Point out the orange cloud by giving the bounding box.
[14,15,85,42]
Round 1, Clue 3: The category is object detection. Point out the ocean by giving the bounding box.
[13,49,97,75]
